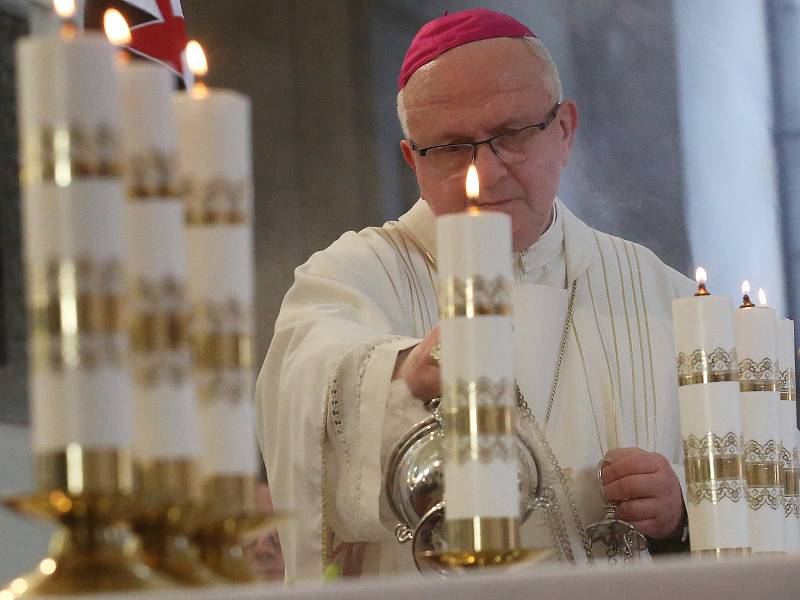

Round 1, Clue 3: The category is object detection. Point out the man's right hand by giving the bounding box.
[392,325,441,401]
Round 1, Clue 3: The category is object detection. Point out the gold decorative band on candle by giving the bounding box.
[134,458,197,505]
[27,258,126,368]
[130,311,188,353]
[786,496,799,519]
[189,299,253,371]
[738,357,776,386]
[442,405,513,436]
[778,368,796,400]
[443,516,519,553]
[129,278,191,386]
[184,177,252,226]
[739,380,778,392]
[438,275,512,319]
[687,479,745,504]
[783,469,799,497]
[685,454,745,485]
[744,439,780,463]
[744,462,783,488]
[676,347,738,387]
[201,474,258,519]
[36,446,134,497]
[442,376,514,409]
[746,486,783,511]
[683,431,744,457]
[692,547,751,559]
[124,150,184,199]
[190,331,252,371]
[445,432,515,465]
[20,124,121,186]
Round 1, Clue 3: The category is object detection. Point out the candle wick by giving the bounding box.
[694,282,710,297]
[740,294,755,309]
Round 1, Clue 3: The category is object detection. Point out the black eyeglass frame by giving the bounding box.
[409,101,562,161]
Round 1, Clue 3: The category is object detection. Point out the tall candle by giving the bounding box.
[16,13,133,493]
[734,285,784,553]
[671,268,748,556]
[173,47,257,483]
[118,60,199,471]
[778,319,799,551]
[437,164,519,555]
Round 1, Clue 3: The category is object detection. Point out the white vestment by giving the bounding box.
[255,198,695,582]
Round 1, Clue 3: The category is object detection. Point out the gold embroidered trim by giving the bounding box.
[780,445,798,471]
[21,124,121,185]
[739,357,776,385]
[438,275,511,319]
[124,150,184,198]
[684,432,743,458]
[444,432,516,464]
[785,495,799,519]
[746,486,783,511]
[779,367,796,400]
[744,439,780,463]
[442,377,514,409]
[676,348,738,387]
[687,479,745,505]
[184,177,252,225]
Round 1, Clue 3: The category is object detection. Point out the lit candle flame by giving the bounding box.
[742,280,751,296]
[186,40,209,98]
[186,40,208,78]
[694,267,709,296]
[53,0,76,20]
[758,288,767,307]
[466,163,479,203]
[103,9,131,46]
[695,267,707,284]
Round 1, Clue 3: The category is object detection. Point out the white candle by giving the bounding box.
[437,164,519,553]
[172,49,257,479]
[16,23,133,456]
[734,284,783,553]
[671,268,749,555]
[118,60,199,463]
[778,318,799,551]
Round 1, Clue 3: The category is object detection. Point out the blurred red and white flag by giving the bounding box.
[83,0,191,87]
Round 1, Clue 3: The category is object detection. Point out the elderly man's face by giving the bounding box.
[400,38,578,252]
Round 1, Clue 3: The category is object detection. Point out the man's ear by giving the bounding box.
[558,100,579,165]
[400,140,418,173]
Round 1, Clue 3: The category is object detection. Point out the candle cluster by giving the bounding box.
[673,270,799,555]
[15,0,257,559]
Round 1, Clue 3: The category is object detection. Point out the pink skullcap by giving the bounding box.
[397,8,535,90]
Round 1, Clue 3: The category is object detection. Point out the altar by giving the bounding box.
[35,554,800,600]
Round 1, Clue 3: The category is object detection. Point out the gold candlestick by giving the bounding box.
[2,449,175,596]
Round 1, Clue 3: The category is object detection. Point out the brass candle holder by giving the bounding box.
[194,475,285,582]
[131,459,225,586]
[1,448,175,596]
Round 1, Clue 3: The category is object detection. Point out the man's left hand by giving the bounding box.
[599,447,686,540]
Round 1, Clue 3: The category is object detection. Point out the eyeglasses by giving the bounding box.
[409,102,561,174]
